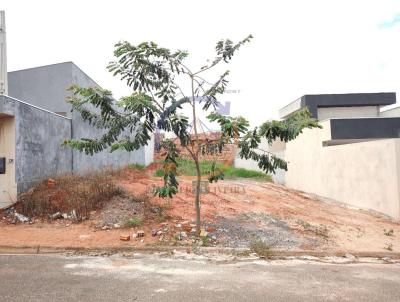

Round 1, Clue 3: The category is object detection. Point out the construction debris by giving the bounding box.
[137,230,145,237]
[50,212,62,220]
[14,213,29,223]
[120,235,130,241]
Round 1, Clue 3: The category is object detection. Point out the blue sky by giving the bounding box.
[2,0,400,125]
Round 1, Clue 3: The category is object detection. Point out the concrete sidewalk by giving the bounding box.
[1,254,399,302]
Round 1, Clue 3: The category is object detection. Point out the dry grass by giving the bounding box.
[16,172,122,221]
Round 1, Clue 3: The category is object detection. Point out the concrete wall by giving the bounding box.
[8,62,73,115]
[7,62,152,174]
[0,95,72,195]
[234,138,286,184]
[380,106,400,118]
[317,106,379,121]
[284,122,400,219]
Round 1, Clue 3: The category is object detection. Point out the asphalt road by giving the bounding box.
[0,254,399,302]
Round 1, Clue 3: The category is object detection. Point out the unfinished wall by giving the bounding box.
[0,95,72,196]
[284,123,400,219]
[8,62,73,115]
[7,62,152,174]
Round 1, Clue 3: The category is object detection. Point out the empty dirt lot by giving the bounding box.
[0,167,399,254]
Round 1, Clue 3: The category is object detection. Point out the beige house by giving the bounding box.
[235,93,400,220]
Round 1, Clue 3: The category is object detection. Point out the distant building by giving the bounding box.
[235,93,400,220]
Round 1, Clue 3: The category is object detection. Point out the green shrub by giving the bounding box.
[250,238,274,258]
[125,217,142,227]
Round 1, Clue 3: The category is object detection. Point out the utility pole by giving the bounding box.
[0,11,7,95]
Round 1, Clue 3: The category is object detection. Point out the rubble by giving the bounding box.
[14,213,29,223]
[50,212,62,220]
[120,235,130,241]
[137,230,145,237]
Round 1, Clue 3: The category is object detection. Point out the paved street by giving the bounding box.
[0,254,399,302]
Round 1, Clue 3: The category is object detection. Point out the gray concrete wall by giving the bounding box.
[8,62,73,115]
[0,95,72,194]
[7,62,152,175]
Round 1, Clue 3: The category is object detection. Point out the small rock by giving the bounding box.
[152,229,158,236]
[132,233,138,238]
[156,230,163,236]
[211,235,217,241]
[344,253,356,260]
[113,223,121,229]
[206,226,216,233]
[180,231,187,238]
[382,257,393,263]
[175,224,182,228]
[102,225,110,230]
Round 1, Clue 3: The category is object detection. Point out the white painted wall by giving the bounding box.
[284,124,400,219]
[317,106,379,121]
[380,106,400,118]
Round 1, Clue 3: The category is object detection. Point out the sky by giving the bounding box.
[2,0,400,126]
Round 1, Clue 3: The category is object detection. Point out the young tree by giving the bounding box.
[65,36,320,235]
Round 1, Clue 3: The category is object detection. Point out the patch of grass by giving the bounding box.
[127,163,146,170]
[154,159,272,181]
[124,217,142,227]
[223,166,272,180]
[200,236,213,247]
[297,219,312,229]
[250,238,274,259]
[155,168,164,177]
[384,229,394,237]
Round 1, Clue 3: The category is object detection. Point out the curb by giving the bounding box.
[0,245,399,259]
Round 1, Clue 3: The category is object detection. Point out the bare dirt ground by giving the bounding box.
[0,167,399,254]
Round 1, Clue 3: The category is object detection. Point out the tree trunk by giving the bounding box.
[194,159,201,235]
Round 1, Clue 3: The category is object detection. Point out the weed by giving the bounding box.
[250,238,274,259]
[384,229,394,237]
[124,217,142,227]
[384,243,394,251]
[127,163,146,170]
[315,225,329,238]
[297,219,312,229]
[201,236,213,247]
[17,172,122,221]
